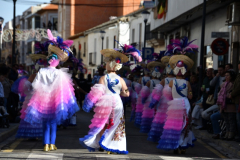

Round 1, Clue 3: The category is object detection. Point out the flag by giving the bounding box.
[157,0,168,19]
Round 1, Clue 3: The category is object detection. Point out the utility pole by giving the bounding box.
[199,0,207,95]
[12,0,17,66]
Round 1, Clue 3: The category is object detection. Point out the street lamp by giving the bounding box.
[141,10,150,50]
[0,17,4,62]
[12,0,17,66]
[100,30,106,64]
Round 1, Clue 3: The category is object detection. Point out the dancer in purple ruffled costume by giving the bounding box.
[139,61,164,133]
[147,56,175,142]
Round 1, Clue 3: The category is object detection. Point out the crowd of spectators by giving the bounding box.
[191,62,240,142]
[0,63,20,127]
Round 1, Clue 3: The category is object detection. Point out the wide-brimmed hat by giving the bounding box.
[48,44,69,62]
[161,56,171,65]
[100,49,129,63]
[169,55,194,70]
[29,54,47,61]
[147,61,165,70]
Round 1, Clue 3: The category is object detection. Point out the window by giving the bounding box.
[175,32,180,39]
[113,35,116,48]
[139,23,142,49]
[169,35,173,44]
[83,42,86,57]
[132,29,135,43]
[89,53,93,64]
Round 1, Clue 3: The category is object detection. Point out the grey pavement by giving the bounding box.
[0,108,233,160]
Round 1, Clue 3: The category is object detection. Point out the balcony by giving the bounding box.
[146,31,165,47]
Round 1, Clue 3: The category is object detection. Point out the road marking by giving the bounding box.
[197,139,227,159]
[27,153,63,159]
[1,139,22,152]
[96,154,130,160]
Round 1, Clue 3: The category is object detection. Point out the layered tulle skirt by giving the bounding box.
[80,94,128,154]
[14,79,43,139]
[24,69,79,126]
[157,97,195,150]
[148,86,172,142]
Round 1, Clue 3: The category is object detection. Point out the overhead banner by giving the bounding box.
[2,29,61,42]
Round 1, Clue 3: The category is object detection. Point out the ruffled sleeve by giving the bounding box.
[82,84,106,112]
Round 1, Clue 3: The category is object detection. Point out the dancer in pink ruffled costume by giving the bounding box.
[158,37,198,153]
[24,30,79,152]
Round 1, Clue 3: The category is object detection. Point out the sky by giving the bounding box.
[0,0,51,27]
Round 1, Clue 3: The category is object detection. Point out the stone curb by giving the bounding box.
[0,124,19,143]
[193,129,240,158]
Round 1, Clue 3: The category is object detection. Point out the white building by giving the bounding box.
[148,0,240,71]
[69,16,131,76]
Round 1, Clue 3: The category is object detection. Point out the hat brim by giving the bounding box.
[29,54,47,61]
[147,61,165,70]
[161,56,171,65]
[48,44,69,62]
[169,55,194,70]
[100,49,129,63]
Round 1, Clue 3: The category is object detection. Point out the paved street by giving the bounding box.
[0,109,231,160]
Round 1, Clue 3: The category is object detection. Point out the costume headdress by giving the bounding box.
[167,36,198,54]
[168,37,198,75]
[47,29,73,62]
[147,61,165,78]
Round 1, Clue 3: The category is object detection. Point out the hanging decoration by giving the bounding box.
[2,28,61,42]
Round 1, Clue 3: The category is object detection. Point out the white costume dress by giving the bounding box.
[80,73,128,154]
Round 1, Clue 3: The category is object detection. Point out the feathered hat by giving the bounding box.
[47,29,73,62]
[101,43,142,71]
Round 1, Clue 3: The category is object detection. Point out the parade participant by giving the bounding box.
[157,55,195,153]
[138,63,151,87]
[147,56,175,142]
[157,37,198,153]
[92,64,105,85]
[24,30,79,151]
[134,62,152,127]
[129,65,142,122]
[139,61,165,133]
[12,43,49,139]
[80,45,142,154]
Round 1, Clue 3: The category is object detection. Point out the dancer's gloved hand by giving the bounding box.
[107,119,114,129]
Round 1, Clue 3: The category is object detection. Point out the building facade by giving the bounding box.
[54,0,143,40]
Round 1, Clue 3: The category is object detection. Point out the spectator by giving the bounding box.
[77,73,88,106]
[210,65,225,103]
[201,68,213,108]
[0,74,8,117]
[230,62,240,142]
[86,74,92,93]
[225,63,233,71]
[192,96,204,129]
[189,75,199,107]
[200,68,213,129]
[217,70,236,140]
[8,64,19,82]
[0,67,12,112]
